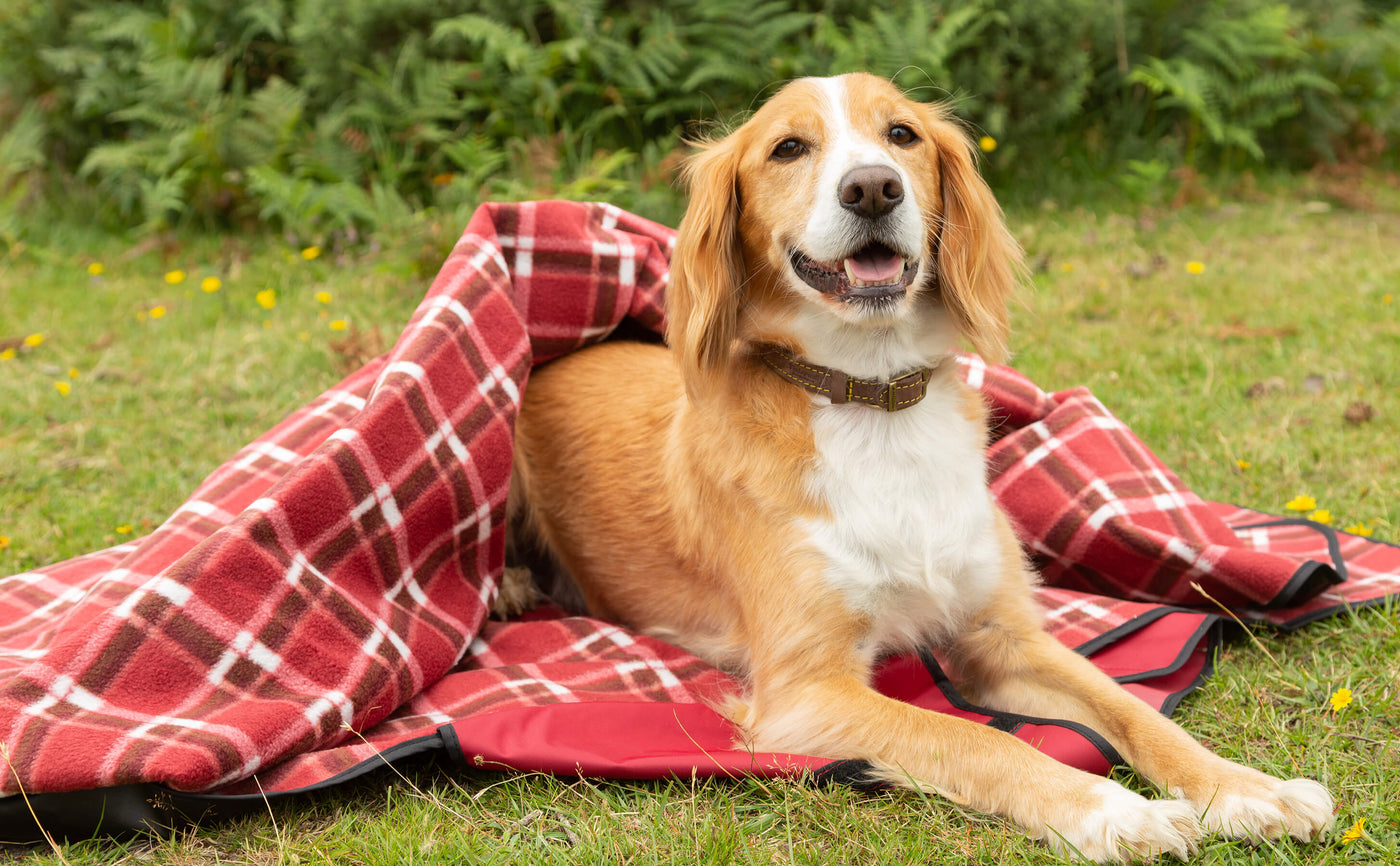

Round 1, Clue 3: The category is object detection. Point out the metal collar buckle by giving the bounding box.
[886,369,929,412]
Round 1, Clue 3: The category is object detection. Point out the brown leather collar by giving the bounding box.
[758,345,933,412]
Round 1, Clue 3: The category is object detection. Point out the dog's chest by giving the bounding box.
[800,386,1001,647]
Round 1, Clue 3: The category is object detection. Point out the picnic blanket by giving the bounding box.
[3,200,1398,842]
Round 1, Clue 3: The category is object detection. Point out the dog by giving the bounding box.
[503,73,1333,861]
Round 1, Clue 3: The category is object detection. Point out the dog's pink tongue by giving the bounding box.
[845,248,904,282]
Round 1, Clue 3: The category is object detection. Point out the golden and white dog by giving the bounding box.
[505,74,1333,861]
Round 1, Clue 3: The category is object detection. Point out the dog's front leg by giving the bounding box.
[947,564,1334,846]
[735,668,1200,862]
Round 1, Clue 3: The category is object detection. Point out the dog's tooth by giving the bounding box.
[844,260,875,288]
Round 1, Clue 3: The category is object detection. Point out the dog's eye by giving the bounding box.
[888,125,919,147]
[771,138,807,161]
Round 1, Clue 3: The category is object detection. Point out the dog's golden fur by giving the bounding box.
[506,74,1333,861]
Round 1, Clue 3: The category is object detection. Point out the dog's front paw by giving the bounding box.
[490,565,540,619]
[1043,780,1200,863]
[1186,770,1334,843]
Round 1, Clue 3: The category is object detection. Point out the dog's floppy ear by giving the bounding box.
[926,108,1022,365]
[668,134,744,398]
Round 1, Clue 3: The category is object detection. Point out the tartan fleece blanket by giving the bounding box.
[3,200,1399,841]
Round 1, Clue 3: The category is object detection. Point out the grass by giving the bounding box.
[2,172,1398,863]
[0,222,449,568]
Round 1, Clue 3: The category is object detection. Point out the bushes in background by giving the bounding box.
[1,0,1398,240]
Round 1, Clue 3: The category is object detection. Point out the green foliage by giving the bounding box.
[1277,3,1400,161]
[944,0,1125,170]
[1115,157,1173,206]
[4,188,1399,866]
[1129,4,1337,163]
[0,104,48,246]
[812,2,998,96]
[1,0,1397,238]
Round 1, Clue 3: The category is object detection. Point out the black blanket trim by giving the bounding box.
[1157,624,1222,717]
[1228,513,1400,630]
[0,609,1237,842]
[1107,616,1220,685]
[1265,590,1398,631]
[1052,515,1347,660]
[8,515,1388,844]
[914,648,1127,766]
[812,619,1229,792]
[1068,514,1366,657]
[1073,606,1192,657]
[1229,516,1349,588]
[811,653,1129,791]
[0,733,449,844]
[1268,559,1343,609]
[0,783,220,845]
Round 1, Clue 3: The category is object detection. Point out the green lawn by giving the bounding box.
[2,177,1397,863]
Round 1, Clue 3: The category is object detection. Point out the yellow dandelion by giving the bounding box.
[1340,817,1366,844]
[1060,262,1074,273]
[1235,459,1251,470]
[1344,522,1374,538]
[1285,494,1317,512]
[1,348,14,361]
[301,246,321,261]
[68,368,79,379]
[0,535,9,551]
[87,262,104,276]
[315,291,332,304]
[978,135,997,153]
[115,525,133,535]
[329,319,348,331]
[1186,261,1205,274]
[256,289,276,310]
[165,269,186,285]
[24,333,43,347]
[201,276,222,293]
[1384,294,1394,305]
[149,305,167,319]
[54,381,71,396]
[1328,687,1353,712]
[1308,509,1332,525]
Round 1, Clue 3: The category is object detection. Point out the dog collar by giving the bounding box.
[758,346,933,412]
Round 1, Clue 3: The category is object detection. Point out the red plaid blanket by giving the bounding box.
[2,201,1397,840]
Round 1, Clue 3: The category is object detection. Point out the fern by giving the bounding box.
[430,14,539,72]
[0,104,46,190]
[1130,3,1339,164]
[673,1,814,93]
[3,0,1397,237]
[813,1,995,91]
[246,167,378,236]
[239,76,307,162]
[440,137,509,190]
[0,105,47,246]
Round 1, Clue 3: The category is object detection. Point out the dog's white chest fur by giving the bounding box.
[801,381,1000,652]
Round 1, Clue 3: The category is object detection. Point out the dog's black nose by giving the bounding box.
[839,166,904,218]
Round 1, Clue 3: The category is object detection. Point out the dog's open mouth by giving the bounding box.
[789,244,919,303]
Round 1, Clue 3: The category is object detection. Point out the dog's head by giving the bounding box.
[667,73,1021,391]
